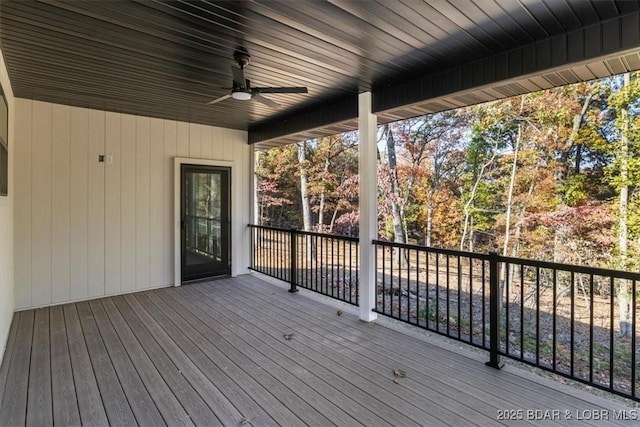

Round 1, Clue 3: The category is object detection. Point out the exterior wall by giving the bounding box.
[14,99,250,309]
[0,48,15,362]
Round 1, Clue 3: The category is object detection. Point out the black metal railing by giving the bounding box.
[498,255,639,400]
[248,227,640,401]
[249,224,359,305]
[373,239,640,402]
[373,240,492,350]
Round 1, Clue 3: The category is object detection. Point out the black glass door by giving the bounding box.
[181,165,231,281]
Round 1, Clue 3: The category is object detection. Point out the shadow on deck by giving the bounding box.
[0,274,636,426]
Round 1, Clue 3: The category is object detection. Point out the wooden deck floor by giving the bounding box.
[0,274,636,426]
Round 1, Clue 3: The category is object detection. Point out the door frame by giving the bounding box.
[174,157,235,286]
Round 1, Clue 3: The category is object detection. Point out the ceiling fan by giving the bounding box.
[207,50,308,108]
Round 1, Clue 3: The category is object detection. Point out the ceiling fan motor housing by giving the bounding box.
[207,49,307,107]
[233,51,251,68]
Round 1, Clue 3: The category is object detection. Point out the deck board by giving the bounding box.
[75,301,137,426]
[142,290,288,427]
[200,280,501,426]
[0,311,34,426]
[99,298,193,427]
[175,285,429,426]
[49,305,81,427]
[121,293,236,426]
[88,299,166,426]
[110,295,219,426]
[27,308,53,426]
[0,313,19,414]
[63,304,109,426]
[213,277,565,424]
[140,290,333,427]
[1,275,637,426]
[234,275,628,425]
[134,291,274,426]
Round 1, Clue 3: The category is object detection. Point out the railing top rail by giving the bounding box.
[248,224,359,242]
[499,254,640,280]
[248,224,291,232]
[372,239,492,260]
[373,238,640,281]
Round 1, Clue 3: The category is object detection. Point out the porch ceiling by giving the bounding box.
[1,1,640,148]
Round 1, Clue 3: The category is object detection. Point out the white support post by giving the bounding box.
[250,147,258,225]
[358,92,378,322]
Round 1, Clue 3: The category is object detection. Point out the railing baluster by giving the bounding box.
[374,243,379,312]
[341,240,344,301]
[313,235,318,292]
[355,243,359,305]
[436,252,440,333]
[319,235,324,294]
[486,251,502,369]
[446,255,450,336]
[633,279,637,397]
[416,250,420,326]
[390,247,394,317]
[552,269,557,371]
[469,257,473,344]
[457,255,461,339]
[426,251,431,330]
[506,261,510,356]
[289,228,298,293]
[482,259,486,348]
[536,266,540,366]
[610,276,615,390]
[570,271,575,377]
[520,265,524,361]
[398,247,402,320]
[407,249,411,323]
[589,274,594,384]
[382,246,386,314]
[349,240,353,303]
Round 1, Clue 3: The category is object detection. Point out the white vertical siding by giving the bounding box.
[68,107,89,302]
[14,101,31,308]
[87,110,105,298]
[13,99,250,309]
[163,121,177,286]
[176,122,189,158]
[149,118,164,288]
[188,123,201,158]
[0,47,14,363]
[120,114,137,293]
[50,104,70,303]
[105,112,122,295]
[135,116,150,290]
[30,102,52,307]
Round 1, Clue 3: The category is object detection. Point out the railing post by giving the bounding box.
[289,228,298,293]
[486,251,503,369]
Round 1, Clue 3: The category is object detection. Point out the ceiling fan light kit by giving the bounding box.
[207,49,308,108]
[231,91,252,101]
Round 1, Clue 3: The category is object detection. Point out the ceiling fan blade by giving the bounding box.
[206,94,231,105]
[253,87,308,94]
[231,65,247,90]
[253,93,280,108]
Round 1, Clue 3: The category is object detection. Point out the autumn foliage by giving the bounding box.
[256,72,640,271]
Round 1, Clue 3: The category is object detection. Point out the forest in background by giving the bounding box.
[256,72,640,273]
